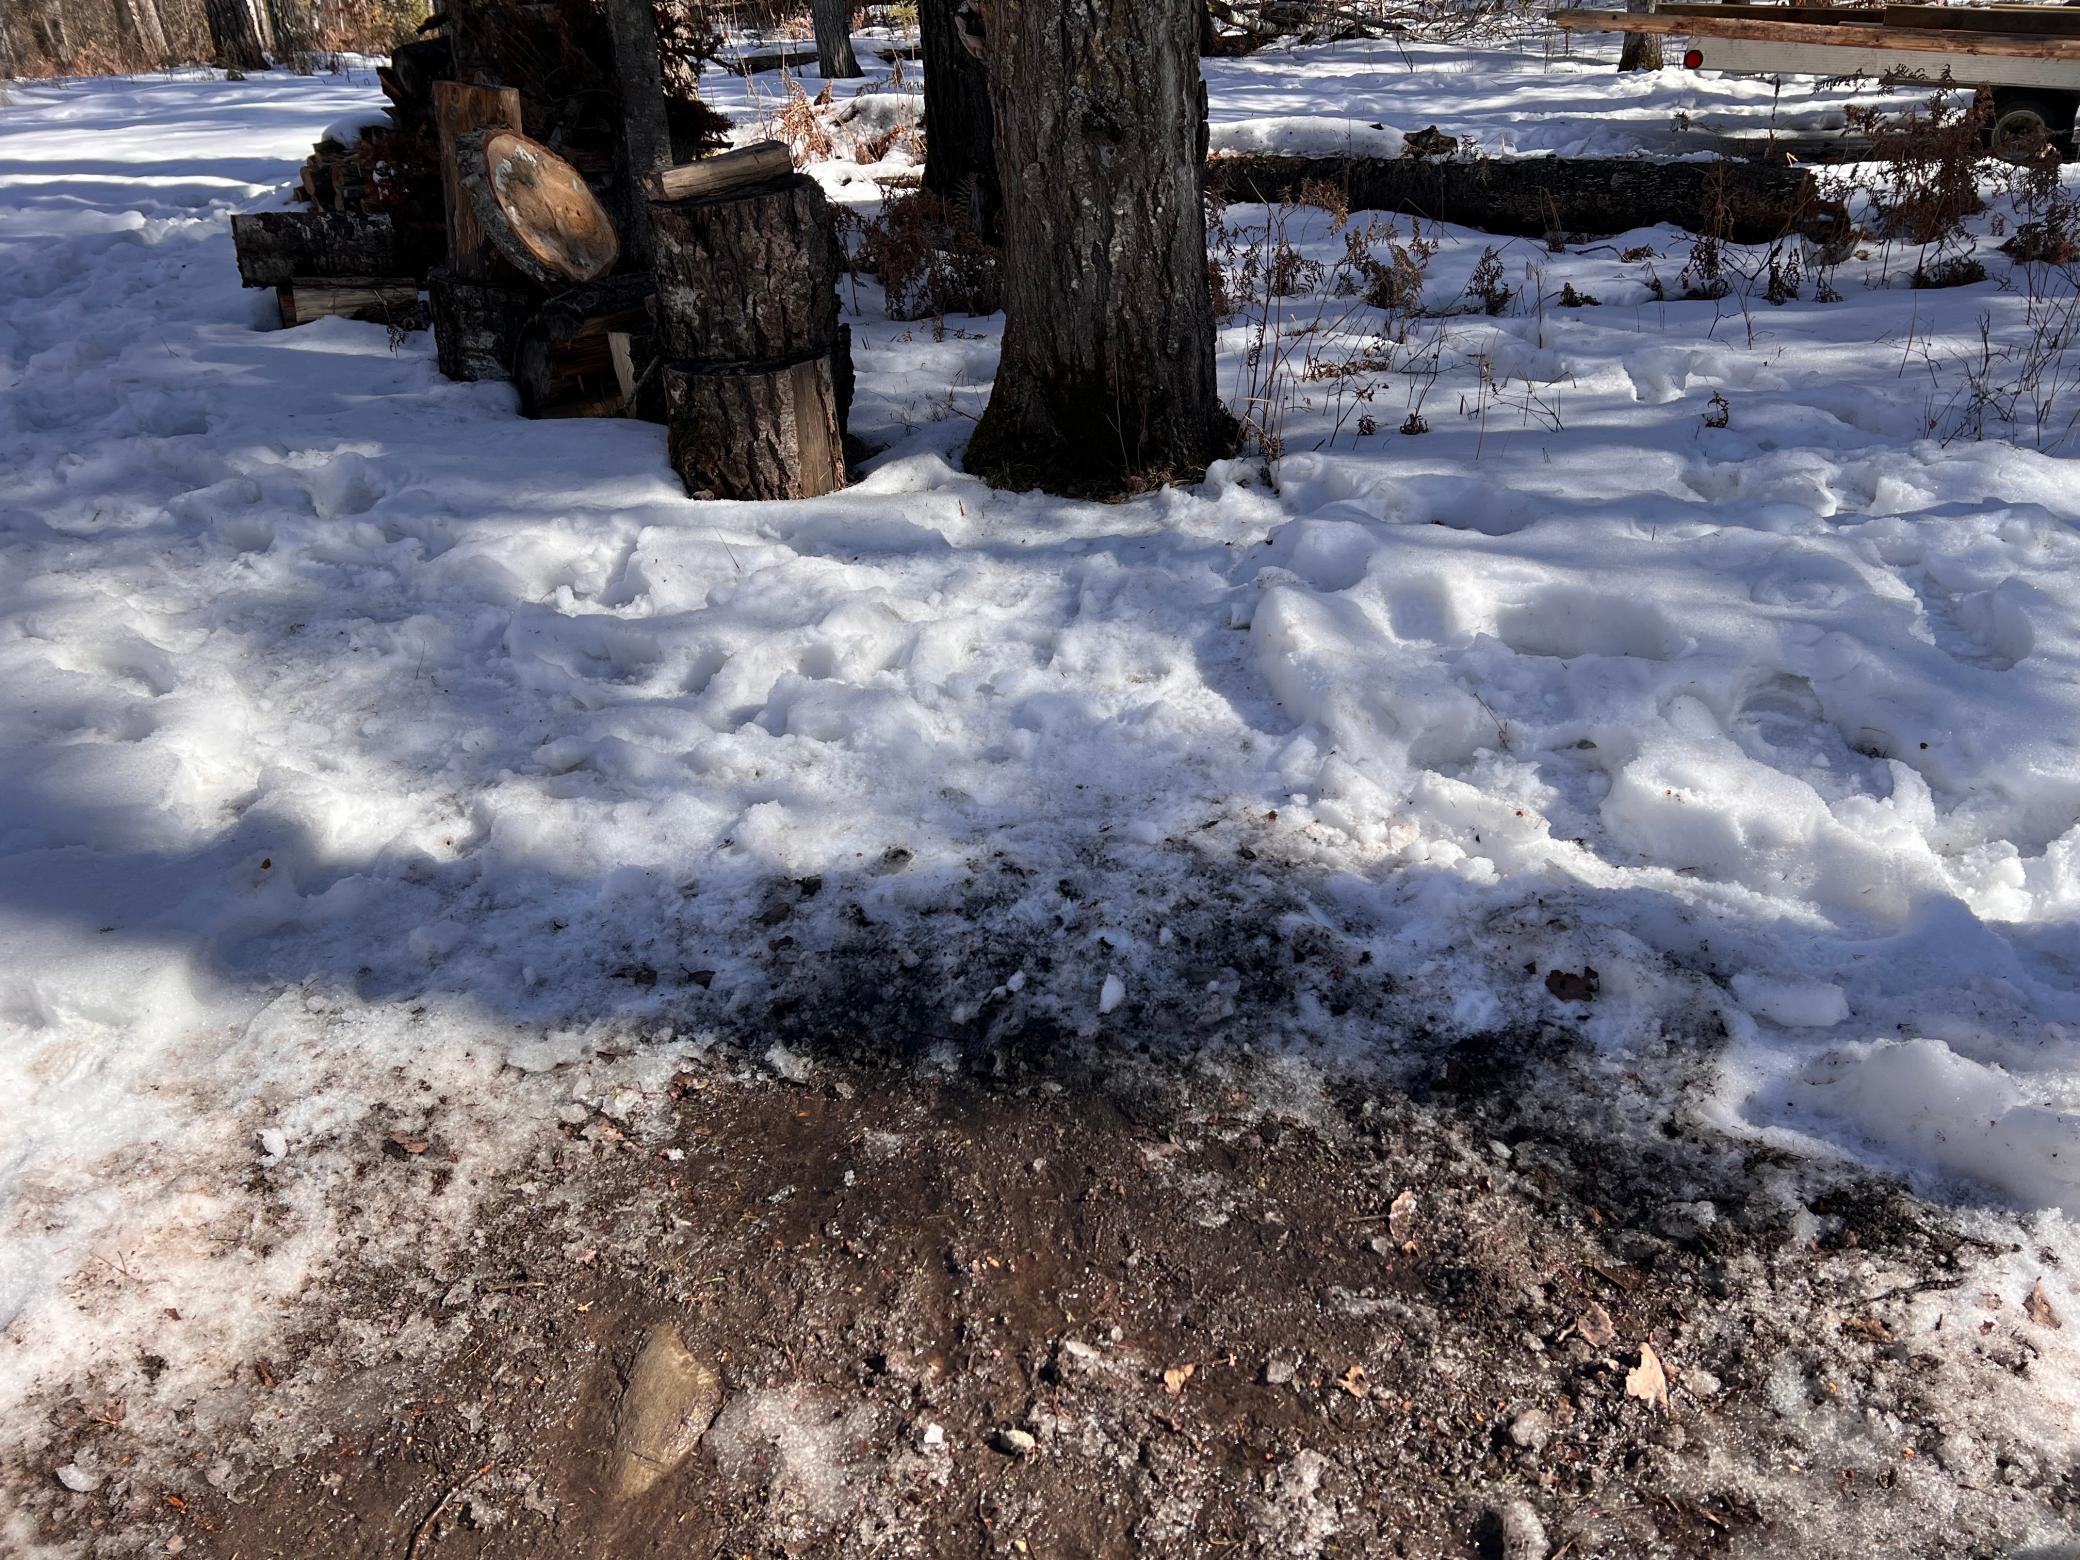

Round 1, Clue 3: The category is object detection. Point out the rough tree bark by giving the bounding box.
[1619,0,1664,72]
[812,0,861,78]
[602,0,671,266]
[920,0,999,242]
[0,0,20,78]
[204,0,265,70]
[964,0,1233,493]
[113,0,170,66]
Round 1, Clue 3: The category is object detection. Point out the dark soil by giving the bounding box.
[24,1027,2070,1560]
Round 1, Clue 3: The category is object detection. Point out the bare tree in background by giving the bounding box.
[1618,0,1661,71]
[112,0,169,60]
[203,0,263,66]
[810,0,857,77]
[964,0,1232,492]
[920,0,997,241]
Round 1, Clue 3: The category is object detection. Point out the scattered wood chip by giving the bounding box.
[1544,967,1599,1003]
[254,1359,277,1389]
[1841,1315,1896,1343]
[1161,1363,1196,1396]
[388,1131,430,1155]
[1625,1341,1669,1412]
[2025,1278,2063,1330]
[1577,1302,1615,1349]
[1337,1363,1370,1399]
[1387,1188,1417,1242]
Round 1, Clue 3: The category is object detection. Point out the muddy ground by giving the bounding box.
[15,1016,2075,1560]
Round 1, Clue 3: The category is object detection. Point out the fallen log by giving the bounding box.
[1208,153,1823,244]
[233,211,404,288]
[1551,8,2080,62]
[664,349,847,501]
[514,275,656,418]
[428,267,542,381]
[275,277,425,329]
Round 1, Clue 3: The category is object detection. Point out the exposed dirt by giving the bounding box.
[16,1024,2072,1559]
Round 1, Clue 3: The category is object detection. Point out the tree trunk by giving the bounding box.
[0,0,21,78]
[965,0,1232,493]
[602,0,671,267]
[204,0,265,70]
[114,0,170,65]
[1619,0,1663,71]
[920,0,999,242]
[811,0,860,78]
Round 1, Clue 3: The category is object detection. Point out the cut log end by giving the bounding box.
[459,128,621,287]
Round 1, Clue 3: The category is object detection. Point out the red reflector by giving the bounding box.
[1683,47,1705,68]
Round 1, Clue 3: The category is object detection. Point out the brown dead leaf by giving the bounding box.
[1337,1363,1370,1399]
[1161,1363,1195,1396]
[1544,967,1599,1003]
[1577,1302,1615,1349]
[387,1131,429,1155]
[1841,1316,1896,1343]
[2025,1278,2063,1330]
[1625,1342,1669,1412]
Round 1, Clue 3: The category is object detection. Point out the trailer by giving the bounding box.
[1551,4,2080,154]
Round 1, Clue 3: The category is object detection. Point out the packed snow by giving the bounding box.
[2,34,2078,1509]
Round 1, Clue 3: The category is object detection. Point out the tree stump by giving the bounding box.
[663,350,846,501]
[649,175,841,362]
[649,172,850,500]
[514,275,657,418]
[429,267,542,381]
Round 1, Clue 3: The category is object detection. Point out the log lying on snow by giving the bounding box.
[429,267,543,381]
[1208,153,1825,244]
[276,278,426,329]
[233,211,406,288]
[664,349,847,500]
[514,274,658,419]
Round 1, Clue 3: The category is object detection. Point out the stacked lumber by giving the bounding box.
[648,143,852,500]
[230,210,426,331]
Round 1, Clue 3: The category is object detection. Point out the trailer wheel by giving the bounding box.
[1988,90,2074,162]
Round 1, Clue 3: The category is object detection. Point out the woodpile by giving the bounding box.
[648,147,851,500]
[230,210,425,330]
[513,275,663,419]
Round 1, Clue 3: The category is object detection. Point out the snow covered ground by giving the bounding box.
[2,38,2079,1542]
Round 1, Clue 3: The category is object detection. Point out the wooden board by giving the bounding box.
[434,81,524,281]
[459,127,620,286]
[645,140,794,204]
[1552,8,2080,59]
[275,278,425,329]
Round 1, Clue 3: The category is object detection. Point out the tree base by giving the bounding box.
[964,394,1237,498]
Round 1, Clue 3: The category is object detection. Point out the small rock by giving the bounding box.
[1684,1367,1722,1399]
[607,1322,723,1502]
[1495,1498,1549,1560]
[918,1422,946,1450]
[1262,1355,1296,1386]
[1577,1302,1615,1350]
[992,1427,1037,1457]
[1509,1407,1555,1454]
[55,1463,100,1493]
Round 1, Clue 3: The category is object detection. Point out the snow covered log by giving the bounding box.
[428,267,542,381]
[648,174,843,362]
[232,212,405,289]
[275,278,426,330]
[663,350,847,501]
[1208,153,1825,244]
[514,275,657,418]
